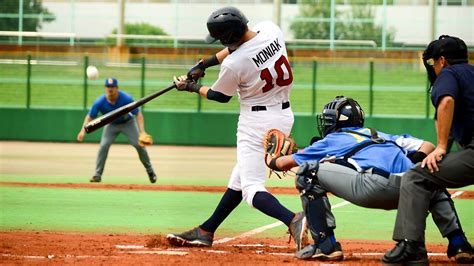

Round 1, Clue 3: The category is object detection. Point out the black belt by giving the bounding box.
[371,168,390,178]
[334,159,390,179]
[251,102,290,112]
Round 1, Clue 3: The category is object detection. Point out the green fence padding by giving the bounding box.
[0,108,436,146]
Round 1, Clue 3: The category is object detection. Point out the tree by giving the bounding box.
[290,1,394,47]
[0,0,55,32]
[107,23,171,46]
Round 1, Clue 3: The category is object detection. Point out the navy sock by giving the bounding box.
[447,230,466,247]
[200,188,242,233]
[252,192,294,226]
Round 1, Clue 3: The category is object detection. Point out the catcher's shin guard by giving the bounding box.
[296,162,334,245]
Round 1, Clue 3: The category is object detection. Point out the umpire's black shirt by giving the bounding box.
[431,63,474,146]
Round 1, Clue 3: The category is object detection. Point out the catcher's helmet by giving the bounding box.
[422,35,468,86]
[317,96,365,137]
[205,6,249,46]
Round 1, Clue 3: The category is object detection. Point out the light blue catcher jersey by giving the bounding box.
[292,127,423,174]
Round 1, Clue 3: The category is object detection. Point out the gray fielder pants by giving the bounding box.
[392,138,474,242]
[94,118,153,177]
[316,163,463,238]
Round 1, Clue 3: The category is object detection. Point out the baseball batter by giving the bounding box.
[166,6,306,249]
[76,78,157,183]
[267,96,472,261]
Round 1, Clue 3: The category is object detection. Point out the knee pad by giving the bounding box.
[295,161,326,200]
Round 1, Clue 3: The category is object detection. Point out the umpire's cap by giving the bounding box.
[105,78,118,87]
[423,35,468,65]
[205,6,249,46]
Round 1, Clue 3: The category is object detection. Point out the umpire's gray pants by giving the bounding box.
[393,142,474,242]
[95,118,153,177]
[317,163,462,238]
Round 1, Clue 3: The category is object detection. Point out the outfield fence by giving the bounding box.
[0,52,437,117]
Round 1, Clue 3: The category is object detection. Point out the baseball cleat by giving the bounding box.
[90,176,101,183]
[382,240,428,265]
[166,227,213,247]
[288,212,308,251]
[147,171,157,184]
[296,242,344,261]
[447,241,473,264]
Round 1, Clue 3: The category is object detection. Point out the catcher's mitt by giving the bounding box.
[264,128,298,171]
[139,133,153,147]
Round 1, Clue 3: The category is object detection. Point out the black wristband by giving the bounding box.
[202,55,219,68]
[409,151,428,164]
[268,158,282,171]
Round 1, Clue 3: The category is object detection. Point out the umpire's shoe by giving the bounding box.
[382,240,428,265]
[166,227,213,247]
[147,171,157,184]
[296,242,344,261]
[90,176,101,183]
[288,212,308,251]
[447,239,473,264]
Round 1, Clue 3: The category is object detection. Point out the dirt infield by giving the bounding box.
[0,231,459,265]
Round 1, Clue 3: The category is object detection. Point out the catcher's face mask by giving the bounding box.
[317,96,365,138]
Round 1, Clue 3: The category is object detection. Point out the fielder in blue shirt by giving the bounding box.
[77,78,157,183]
[267,96,471,262]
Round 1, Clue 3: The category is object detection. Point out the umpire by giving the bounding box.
[383,35,473,264]
[76,78,157,183]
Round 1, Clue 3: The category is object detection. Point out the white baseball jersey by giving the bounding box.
[213,21,295,207]
[211,21,293,106]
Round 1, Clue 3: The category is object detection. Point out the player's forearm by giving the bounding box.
[81,115,92,131]
[418,141,435,155]
[136,112,146,133]
[435,96,455,150]
[216,48,230,63]
[273,156,298,171]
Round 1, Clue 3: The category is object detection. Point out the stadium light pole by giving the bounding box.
[117,0,125,47]
[273,0,282,27]
[329,0,336,50]
[18,0,24,45]
[430,0,437,41]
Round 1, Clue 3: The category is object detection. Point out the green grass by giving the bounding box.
[0,175,296,187]
[0,59,435,116]
[1,185,471,243]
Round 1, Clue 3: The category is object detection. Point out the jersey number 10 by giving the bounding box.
[260,55,293,93]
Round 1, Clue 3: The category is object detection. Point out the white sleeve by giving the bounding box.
[393,135,424,152]
[210,64,238,96]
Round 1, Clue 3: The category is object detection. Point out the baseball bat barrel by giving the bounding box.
[84,84,176,134]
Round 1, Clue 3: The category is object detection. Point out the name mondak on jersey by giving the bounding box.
[211,21,293,106]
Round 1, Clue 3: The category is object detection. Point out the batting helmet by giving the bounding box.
[205,6,249,46]
[422,35,468,86]
[317,96,365,137]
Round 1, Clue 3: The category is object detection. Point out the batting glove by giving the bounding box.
[173,75,202,93]
[187,59,206,81]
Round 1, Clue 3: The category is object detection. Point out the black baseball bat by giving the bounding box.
[84,84,176,133]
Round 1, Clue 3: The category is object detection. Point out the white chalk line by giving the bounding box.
[352,252,446,257]
[451,190,464,199]
[214,200,351,245]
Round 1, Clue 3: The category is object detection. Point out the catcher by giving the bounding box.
[263,95,472,262]
[77,77,157,183]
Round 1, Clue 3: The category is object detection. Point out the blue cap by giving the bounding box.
[105,77,118,87]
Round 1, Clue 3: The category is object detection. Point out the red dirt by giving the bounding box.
[1,182,473,199]
[0,231,460,265]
